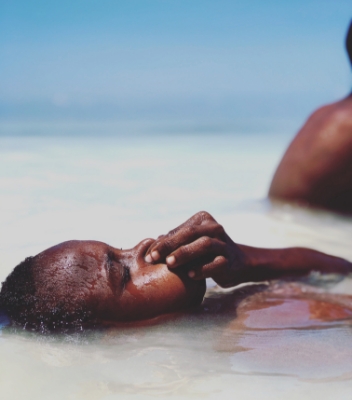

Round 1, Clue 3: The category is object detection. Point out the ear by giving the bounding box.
[346,20,352,66]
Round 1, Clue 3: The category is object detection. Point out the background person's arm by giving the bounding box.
[145,211,352,288]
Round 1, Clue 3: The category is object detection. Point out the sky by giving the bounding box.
[1,0,351,124]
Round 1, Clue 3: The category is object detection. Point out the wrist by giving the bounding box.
[212,241,251,287]
[230,244,282,284]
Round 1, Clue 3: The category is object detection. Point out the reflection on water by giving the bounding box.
[2,279,352,399]
[1,132,352,399]
[212,281,352,381]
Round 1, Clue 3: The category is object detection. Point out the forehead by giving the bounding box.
[42,240,108,258]
[33,241,113,301]
[35,240,110,277]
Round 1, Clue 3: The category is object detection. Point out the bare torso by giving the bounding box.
[269,95,352,213]
[210,281,352,352]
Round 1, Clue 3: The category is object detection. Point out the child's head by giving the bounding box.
[0,239,206,330]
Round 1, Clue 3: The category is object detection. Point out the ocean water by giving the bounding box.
[1,126,352,399]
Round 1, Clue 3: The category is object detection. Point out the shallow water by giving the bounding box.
[1,129,352,399]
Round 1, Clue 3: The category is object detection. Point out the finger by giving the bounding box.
[145,213,220,263]
[163,212,208,237]
[145,219,200,263]
[175,211,216,232]
[134,238,156,262]
[155,218,206,238]
[165,236,227,268]
[188,256,229,280]
[144,234,165,259]
[168,211,215,234]
[145,222,225,263]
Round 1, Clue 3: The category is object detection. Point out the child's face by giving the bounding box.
[33,239,206,322]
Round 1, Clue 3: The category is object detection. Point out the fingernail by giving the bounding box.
[188,270,195,278]
[151,250,160,261]
[166,255,176,266]
[145,254,152,263]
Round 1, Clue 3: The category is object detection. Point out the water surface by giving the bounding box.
[1,129,352,399]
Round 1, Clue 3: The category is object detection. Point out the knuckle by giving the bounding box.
[198,211,212,221]
[218,224,225,234]
[214,255,228,266]
[159,238,174,254]
[214,223,225,236]
[199,236,212,250]
[167,228,178,236]
[185,225,196,236]
[176,245,189,258]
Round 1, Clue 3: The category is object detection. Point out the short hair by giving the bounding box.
[346,20,352,67]
[0,257,95,332]
[0,257,36,325]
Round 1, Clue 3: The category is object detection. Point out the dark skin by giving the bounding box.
[145,211,352,288]
[269,95,352,213]
[22,212,351,325]
[269,21,352,213]
[32,239,206,322]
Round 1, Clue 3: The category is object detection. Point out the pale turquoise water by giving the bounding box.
[1,127,352,399]
[0,128,293,274]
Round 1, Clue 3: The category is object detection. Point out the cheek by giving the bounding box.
[133,265,182,289]
[130,265,187,299]
[119,266,205,319]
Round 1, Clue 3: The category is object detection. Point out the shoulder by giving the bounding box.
[269,96,352,201]
[293,97,352,152]
[309,97,352,132]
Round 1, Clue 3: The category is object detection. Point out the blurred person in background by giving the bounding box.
[269,21,352,214]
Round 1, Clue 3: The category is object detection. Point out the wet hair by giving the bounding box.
[0,257,94,332]
[0,257,36,326]
[346,20,352,67]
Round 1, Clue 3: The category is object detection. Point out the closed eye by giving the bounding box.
[106,251,131,291]
[122,265,131,288]
[106,253,114,274]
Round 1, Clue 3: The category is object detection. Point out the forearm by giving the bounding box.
[144,211,352,288]
[235,244,352,285]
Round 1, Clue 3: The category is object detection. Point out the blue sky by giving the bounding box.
[1,0,351,123]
